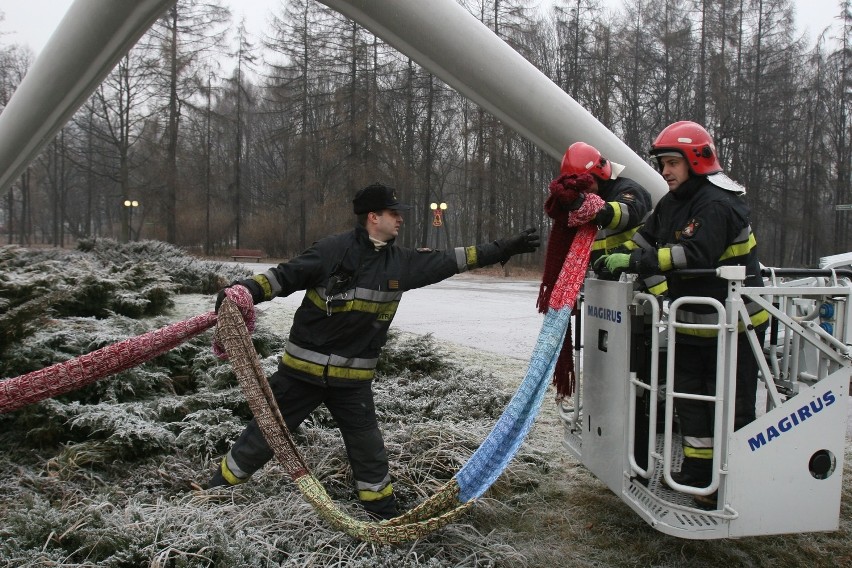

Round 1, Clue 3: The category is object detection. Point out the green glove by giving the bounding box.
[604,253,630,274]
[593,253,631,278]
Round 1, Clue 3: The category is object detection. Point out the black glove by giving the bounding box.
[497,227,541,264]
[214,280,262,314]
[562,193,585,211]
[215,285,236,313]
[594,202,614,227]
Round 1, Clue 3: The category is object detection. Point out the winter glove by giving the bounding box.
[562,193,585,211]
[593,253,631,278]
[594,202,615,228]
[215,283,245,313]
[497,227,541,264]
[212,284,258,360]
[216,278,264,310]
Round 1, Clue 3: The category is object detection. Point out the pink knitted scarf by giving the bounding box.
[0,285,256,413]
[537,173,603,400]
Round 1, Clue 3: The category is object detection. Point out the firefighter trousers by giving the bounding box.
[672,324,767,478]
[225,369,396,517]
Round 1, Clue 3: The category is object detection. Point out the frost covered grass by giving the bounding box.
[1,241,851,567]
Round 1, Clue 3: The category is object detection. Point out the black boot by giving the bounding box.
[661,457,711,490]
[205,466,230,489]
[693,491,719,510]
[204,456,248,489]
[363,494,398,520]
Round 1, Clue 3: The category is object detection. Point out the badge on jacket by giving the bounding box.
[681,218,701,238]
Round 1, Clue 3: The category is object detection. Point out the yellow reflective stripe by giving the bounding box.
[282,353,376,380]
[719,232,757,262]
[605,228,639,249]
[283,352,326,376]
[606,201,622,229]
[677,327,721,337]
[308,288,337,310]
[305,289,399,317]
[676,308,769,337]
[647,279,668,296]
[358,483,394,502]
[658,248,673,271]
[750,308,770,328]
[220,457,247,485]
[593,226,641,253]
[683,447,713,459]
[465,246,478,268]
[327,366,375,380]
[260,269,282,296]
[252,274,273,300]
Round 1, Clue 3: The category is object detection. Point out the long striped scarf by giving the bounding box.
[537,173,604,400]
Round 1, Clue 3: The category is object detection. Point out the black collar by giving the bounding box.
[671,176,705,200]
[354,224,395,248]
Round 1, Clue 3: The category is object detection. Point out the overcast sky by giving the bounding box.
[0,0,844,59]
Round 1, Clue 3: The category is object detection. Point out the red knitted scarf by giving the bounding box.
[537,173,603,400]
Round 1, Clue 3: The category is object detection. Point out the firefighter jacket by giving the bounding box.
[589,176,652,265]
[628,176,768,342]
[237,225,508,386]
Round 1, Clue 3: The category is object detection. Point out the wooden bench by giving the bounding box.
[230,248,266,262]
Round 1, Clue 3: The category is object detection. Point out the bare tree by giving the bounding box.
[0,43,34,244]
[78,50,159,243]
[147,0,230,244]
[267,0,322,252]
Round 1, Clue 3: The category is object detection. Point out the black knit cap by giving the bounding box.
[352,182,412,214]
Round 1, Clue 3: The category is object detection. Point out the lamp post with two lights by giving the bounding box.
[123,199,139,242]
[429,201,448,249]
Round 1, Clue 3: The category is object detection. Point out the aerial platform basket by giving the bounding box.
[562,268,851,539]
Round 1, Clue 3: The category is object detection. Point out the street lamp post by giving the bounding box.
[429,201,447,248]
[123,199,139,242]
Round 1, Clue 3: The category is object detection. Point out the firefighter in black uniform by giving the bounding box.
[596,121,768,509]
[559,141,651,271]
[206,182,540,519]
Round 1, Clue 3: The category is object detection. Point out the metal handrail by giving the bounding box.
[627,293,662,479]
[661,295,727,497]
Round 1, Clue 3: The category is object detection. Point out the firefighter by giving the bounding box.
[596,121,768,508]
[206,182,540,519]
[559,141,651,272]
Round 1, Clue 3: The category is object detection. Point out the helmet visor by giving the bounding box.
[650,150,683,159]
[649,149,684,172]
